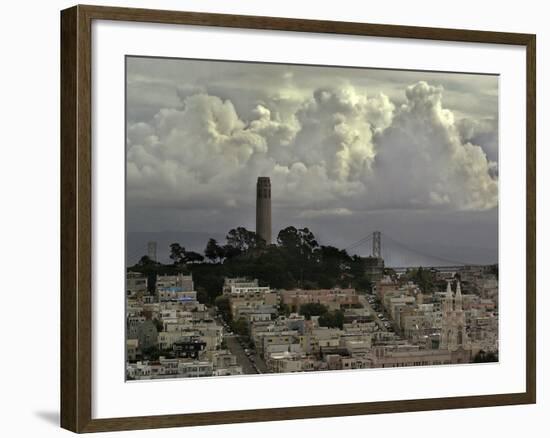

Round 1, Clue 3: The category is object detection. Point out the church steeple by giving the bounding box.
[455,281,463,311]
[443,280,454,313]
[440,280,468,351]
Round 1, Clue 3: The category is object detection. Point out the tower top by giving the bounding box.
[446,280,453,297]
[456,281,462,297]
[257,176,270,184]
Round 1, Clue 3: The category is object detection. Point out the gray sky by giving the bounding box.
[126,56,498,266]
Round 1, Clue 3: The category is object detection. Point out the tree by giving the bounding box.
[190,264,225,303]
[319,245,348,275]
[316,245,352,287]
[215,295,232,322]
[152,318,164,332]
[135,255,159,294]
[169,243,187,265]
[353,276,373,292]
[279,302,291,316]
[185,251,204,264]
[222,244,242,260]
[231,317,249,336]
[299,302,328,320]
[319,310,345,329]
[226,227,265,253]
[205,238,224,262]
[141,345,160,361]
[473,350,498,363]
[406,267,435,294]
[277,226,319,258]
[137,255,153,266]
[196,287,209,304]
[277,227,320,287]
[146,274,156,295]
[317,275,336,289]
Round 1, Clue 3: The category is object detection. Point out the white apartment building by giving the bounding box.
[222,277,259,295]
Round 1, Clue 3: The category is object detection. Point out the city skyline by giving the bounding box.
[125,57,499,381]
[126,56,498,266]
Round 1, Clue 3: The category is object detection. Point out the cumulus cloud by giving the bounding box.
[127,79,498,218]
[370,81,498,210]
[293,86,394,181]
[127,93,269,207]
[456,116,499,169]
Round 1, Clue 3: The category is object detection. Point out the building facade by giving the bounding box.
[440,281,469,351]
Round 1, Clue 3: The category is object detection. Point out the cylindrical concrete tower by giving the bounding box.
[256,177,271,244]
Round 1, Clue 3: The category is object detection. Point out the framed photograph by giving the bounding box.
[60,4,536,433]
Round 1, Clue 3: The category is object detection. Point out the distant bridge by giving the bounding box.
[127,229,483,269]
[344,231,477,268]
[389,266,467,274]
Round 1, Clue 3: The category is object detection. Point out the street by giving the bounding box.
[210,307,269,374]
[358,294,388,332]
[225,335,269,374]
[225,335,257,374]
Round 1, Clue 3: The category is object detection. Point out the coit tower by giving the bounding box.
[256,177,271,244]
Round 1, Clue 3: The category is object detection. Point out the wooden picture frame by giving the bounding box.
[60,4,536,433]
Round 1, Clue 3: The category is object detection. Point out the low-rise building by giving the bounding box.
[158,288,197,302]
[280,288,358,312]
[126,339,139,361]
[371,345,471,368]
[269,351,303,373]
[177,360,214,378]
[126,272,147,296]
[156,273,194,291]
[222,277,259,295]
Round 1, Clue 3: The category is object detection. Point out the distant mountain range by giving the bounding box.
[126,231,225,266]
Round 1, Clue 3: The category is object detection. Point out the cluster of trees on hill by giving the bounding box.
[296,303,345,329]
[128,226,373,304]
[401,267,441,294]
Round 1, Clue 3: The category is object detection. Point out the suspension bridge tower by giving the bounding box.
[372,231,382,258]
[364,231,384,279]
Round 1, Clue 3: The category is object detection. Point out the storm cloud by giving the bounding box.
[126,57,498,265]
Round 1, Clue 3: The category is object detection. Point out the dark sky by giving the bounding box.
[126,56,498,266]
